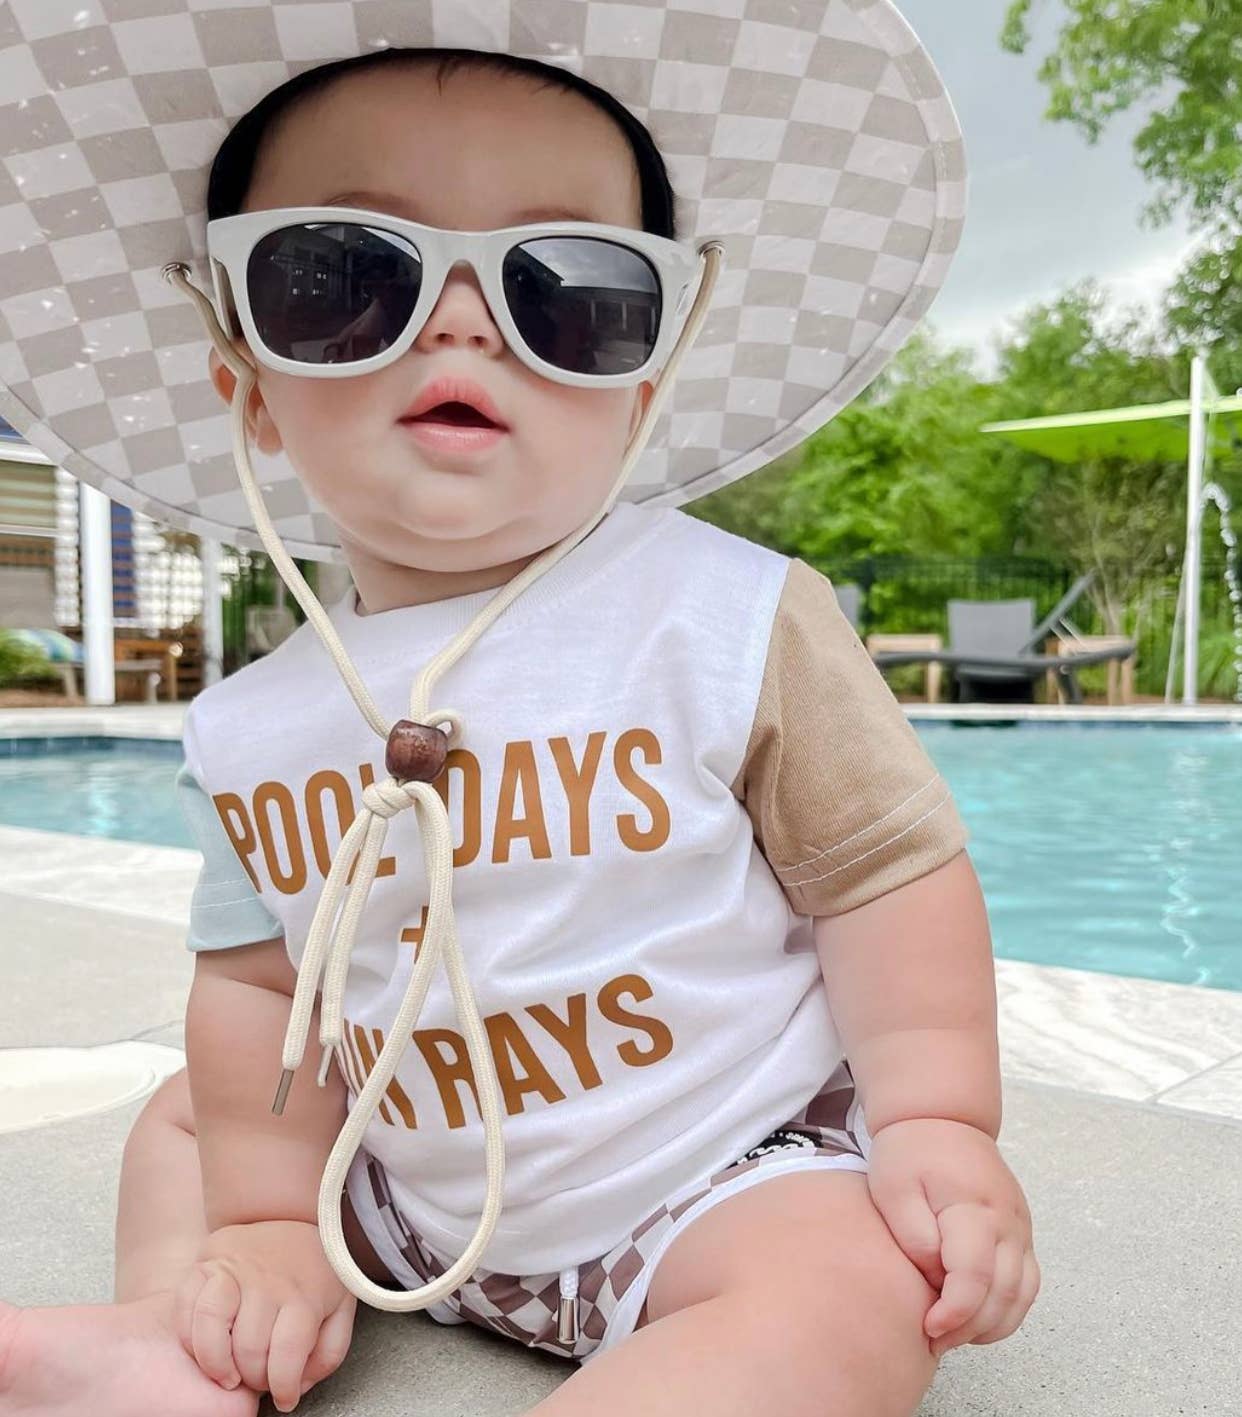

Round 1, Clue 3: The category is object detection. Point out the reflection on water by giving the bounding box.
[0,742,188,848]
[919,726,1242,992]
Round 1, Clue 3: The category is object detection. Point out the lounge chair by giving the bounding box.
[832,581,863,633]
[870,572,1136,704]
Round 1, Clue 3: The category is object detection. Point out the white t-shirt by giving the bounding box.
[178,500,967,1274]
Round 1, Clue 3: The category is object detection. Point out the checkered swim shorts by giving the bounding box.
[343,1058,873,1365]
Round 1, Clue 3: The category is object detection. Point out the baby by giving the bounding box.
[0,30,1038,1417]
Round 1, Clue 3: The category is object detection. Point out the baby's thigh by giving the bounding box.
[642,1168,938,1388]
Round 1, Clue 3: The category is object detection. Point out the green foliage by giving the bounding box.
[691,288,1198,635]
[0,629,60,689]
[689,328,1040,562]
[1165,235,1242,391]
[690,7,1242,701]
[1001,0,1242,233]
[995,282,1195,633]
[1198,621,1242,701]
[685,281,1242,698]
[994,280,1183,411]
[1002,0,1242,408]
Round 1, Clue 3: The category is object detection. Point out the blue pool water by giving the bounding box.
[1,727,1239,991]
[0,737,188,845]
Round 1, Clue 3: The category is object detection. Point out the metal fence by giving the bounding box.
[8,533,1229,702]
[216,547,1236,700]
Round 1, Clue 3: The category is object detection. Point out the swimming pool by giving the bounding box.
[1,727,1238,991]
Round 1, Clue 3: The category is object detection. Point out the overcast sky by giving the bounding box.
[898,0,1198,378]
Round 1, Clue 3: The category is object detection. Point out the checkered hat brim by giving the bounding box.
[0,0,966,561]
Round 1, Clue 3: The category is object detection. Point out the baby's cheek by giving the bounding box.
[543,405,634,491]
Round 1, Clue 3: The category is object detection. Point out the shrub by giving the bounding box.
[0,628,61,689]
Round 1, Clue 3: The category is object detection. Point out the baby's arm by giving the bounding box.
[814,850,1040,1356]
[186,935,345,1230]
[180,936,358,1405]
[812,848,999,1140]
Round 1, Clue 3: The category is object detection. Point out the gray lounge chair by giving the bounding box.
[832,581,862,633]
[871,572,1135,704]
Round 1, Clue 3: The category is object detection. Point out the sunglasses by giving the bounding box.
[205,205,709,387]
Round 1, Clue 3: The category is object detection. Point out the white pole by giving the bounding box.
[78,481,115,705]
[199,537,224,687]
[1183,353,1207,706]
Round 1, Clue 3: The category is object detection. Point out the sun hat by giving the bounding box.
[0,0,965,559]
[0,0,967,1336]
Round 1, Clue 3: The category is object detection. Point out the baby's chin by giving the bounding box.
[337,501,554,569]
[322,467,501,536]
[312,457,594,563]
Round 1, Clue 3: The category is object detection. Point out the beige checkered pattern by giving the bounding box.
[0,0,965,562]
[360,1056,867,1362]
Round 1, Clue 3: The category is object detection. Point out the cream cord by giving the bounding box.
[164,241,722,1314]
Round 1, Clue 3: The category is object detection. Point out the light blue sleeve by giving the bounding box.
[174,759,283,952]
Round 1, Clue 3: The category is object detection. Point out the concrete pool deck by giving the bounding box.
[2,704,1240,1411]
[3,700,1242,737]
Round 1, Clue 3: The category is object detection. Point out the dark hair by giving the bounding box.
[206,47,678,240]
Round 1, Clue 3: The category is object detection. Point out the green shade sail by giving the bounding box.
[982,394,1242,464]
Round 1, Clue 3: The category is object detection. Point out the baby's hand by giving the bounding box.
[173,1218,357,1412]
[865,1117,1040,1358]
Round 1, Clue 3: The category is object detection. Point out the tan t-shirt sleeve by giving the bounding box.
[732,558,969,917]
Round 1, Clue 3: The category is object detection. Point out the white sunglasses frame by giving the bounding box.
[205,205,712,388]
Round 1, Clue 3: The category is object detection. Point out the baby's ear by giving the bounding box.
[207,346,283,455]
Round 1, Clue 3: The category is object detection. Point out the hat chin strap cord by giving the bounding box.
[163,242,723,1333]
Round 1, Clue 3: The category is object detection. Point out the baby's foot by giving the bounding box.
[0,1291,261,1416]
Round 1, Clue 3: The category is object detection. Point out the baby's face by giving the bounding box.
[209,62,655,578]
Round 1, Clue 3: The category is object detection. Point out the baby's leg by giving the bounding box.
[525,1169,938,1417]
[0,1069,261,1415]
[0,1067,388,1416]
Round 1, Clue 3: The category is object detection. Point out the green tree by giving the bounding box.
[1000,0,1242,231]
[690,328,1034,563]
[1001,0,1242,373]
[1165,237,1242,392]
[994,280,1182,412]
[692,287,1195,643]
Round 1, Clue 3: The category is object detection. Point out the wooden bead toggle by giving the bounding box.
[385,719,449,783]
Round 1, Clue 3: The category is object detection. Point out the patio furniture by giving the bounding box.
[866,633,943,703]
[832,581,863,633]
[1045,634,1136,706]
[245,603,299,660]
[0,565,179,702]
[870,572,1136,705]
[114,636,183,703]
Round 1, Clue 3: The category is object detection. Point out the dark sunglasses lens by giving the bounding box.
[503,237,661,375]
[247,223,421,363]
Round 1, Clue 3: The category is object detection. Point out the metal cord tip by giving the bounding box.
[272,1068,294,1115]
[557,1294,580,1345]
